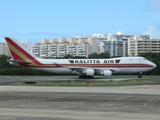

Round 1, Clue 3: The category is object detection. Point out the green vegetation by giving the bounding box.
[138,53,160,75]
[88,52,110,58]
[63,54,86,59]
[12,80,160,86]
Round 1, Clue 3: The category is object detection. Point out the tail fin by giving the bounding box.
[5,37,42,65]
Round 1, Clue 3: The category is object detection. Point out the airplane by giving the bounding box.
[4,37,156,79]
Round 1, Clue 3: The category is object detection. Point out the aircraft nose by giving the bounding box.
[152,62,156,68]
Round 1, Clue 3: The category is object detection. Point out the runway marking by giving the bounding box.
[144,95,160,112]
[101,94,133,111]
[71,94,134,111]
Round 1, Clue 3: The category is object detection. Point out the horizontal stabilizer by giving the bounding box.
[8,59,32,64]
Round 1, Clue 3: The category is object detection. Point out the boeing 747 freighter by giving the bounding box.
[5,37,156,78]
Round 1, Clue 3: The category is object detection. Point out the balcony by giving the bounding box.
[48,47,56,49]
[32,48,39,50]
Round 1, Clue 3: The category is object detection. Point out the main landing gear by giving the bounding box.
[138,72,142,78]
[79,75,94,79]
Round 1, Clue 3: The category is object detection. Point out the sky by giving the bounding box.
[0,0,160,44]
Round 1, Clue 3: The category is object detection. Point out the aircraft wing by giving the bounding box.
[53,63,119,74]
[69,67,119,75]
[68,67,116,71]
[62,65,117,74]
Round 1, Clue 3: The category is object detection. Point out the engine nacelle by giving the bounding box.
[83,69,94,76]
[101,70,112,76]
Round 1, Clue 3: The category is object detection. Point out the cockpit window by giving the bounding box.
[143,57,146,60]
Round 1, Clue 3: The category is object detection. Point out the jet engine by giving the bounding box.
[83,69,94,76]
[101,70,112,76]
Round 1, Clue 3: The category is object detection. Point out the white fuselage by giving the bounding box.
[26,57,156,75]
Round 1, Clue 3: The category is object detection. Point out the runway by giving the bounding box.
[0,86,160,120]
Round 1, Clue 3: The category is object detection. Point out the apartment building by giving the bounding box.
[0,42,10,56]
[99,40,127,57]
[18,40,32,52]
[32,37,99,58]
[95,31,150,57]
[31,32,152,58]
[128,39,160,56]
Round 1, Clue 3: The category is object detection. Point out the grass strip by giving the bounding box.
[12,80,160,86]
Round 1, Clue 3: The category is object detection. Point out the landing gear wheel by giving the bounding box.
[138,74,142,78]
[79,75,86,78]
[79,75,94,79]
[87,76,94,79]
[138,72,142,78]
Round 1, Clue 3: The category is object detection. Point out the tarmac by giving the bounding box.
[0,85,160,120]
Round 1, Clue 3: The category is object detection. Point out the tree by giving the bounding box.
[139,53,160,75]
[63,54,86,59]
[88,52,110,58]
[98,52,110,58]
[72,56,86,59]
[0,54,17,68]
[63,54,73,59]
[88,52,100,58]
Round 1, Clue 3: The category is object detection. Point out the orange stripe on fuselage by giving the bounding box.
[20,63,153,68]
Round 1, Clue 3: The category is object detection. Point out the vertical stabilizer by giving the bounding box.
[5,37,42,64]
